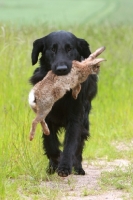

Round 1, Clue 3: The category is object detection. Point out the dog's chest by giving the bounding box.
[46,93,71,126]
[54,70,79,91]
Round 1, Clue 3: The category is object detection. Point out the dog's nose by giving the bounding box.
[55,65,68,75]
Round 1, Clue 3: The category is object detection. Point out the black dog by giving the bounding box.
[30,31,98,177]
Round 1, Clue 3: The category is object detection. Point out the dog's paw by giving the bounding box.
[46,162,58,174]
[58,167,71,177]
[46,166,57,174]
[74,168,85,175]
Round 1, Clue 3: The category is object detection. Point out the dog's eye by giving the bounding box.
[66,47,72,52]
[51,47,56,53]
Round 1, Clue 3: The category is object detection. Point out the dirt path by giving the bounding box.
[44,159,130,200]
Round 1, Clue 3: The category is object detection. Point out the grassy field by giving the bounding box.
[0,23,133,199]
[0,0,133,199]
[0,0,133,26]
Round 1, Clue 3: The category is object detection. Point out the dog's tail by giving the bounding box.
[28,89,37,112]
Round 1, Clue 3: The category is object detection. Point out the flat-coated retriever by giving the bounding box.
[29,31,98,177]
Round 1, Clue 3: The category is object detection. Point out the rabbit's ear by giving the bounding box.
[89,46,106,59]
[92,58,106,65]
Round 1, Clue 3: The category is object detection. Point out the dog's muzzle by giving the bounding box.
[55,65,68,75]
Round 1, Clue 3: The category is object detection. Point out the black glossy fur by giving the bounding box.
[30,31,98,177]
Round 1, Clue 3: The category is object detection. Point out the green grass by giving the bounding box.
[0,23,133,199]
[100,164,133,198]
[0,0,133,26]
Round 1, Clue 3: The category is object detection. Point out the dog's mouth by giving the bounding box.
[53,63,71,76]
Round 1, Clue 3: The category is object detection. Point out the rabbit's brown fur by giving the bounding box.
[29,47,105,141]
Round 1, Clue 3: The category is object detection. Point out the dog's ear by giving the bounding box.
[77,38,91,58]
[31,38,45,65]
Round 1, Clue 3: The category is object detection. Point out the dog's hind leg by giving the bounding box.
[73,128,88,175]
[42,123,61,174]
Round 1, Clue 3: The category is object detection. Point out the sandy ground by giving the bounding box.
[43,159,130,200]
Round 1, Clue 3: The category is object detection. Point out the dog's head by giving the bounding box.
[31,31,91,75]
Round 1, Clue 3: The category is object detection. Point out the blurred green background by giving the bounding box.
[0,0,133,26]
